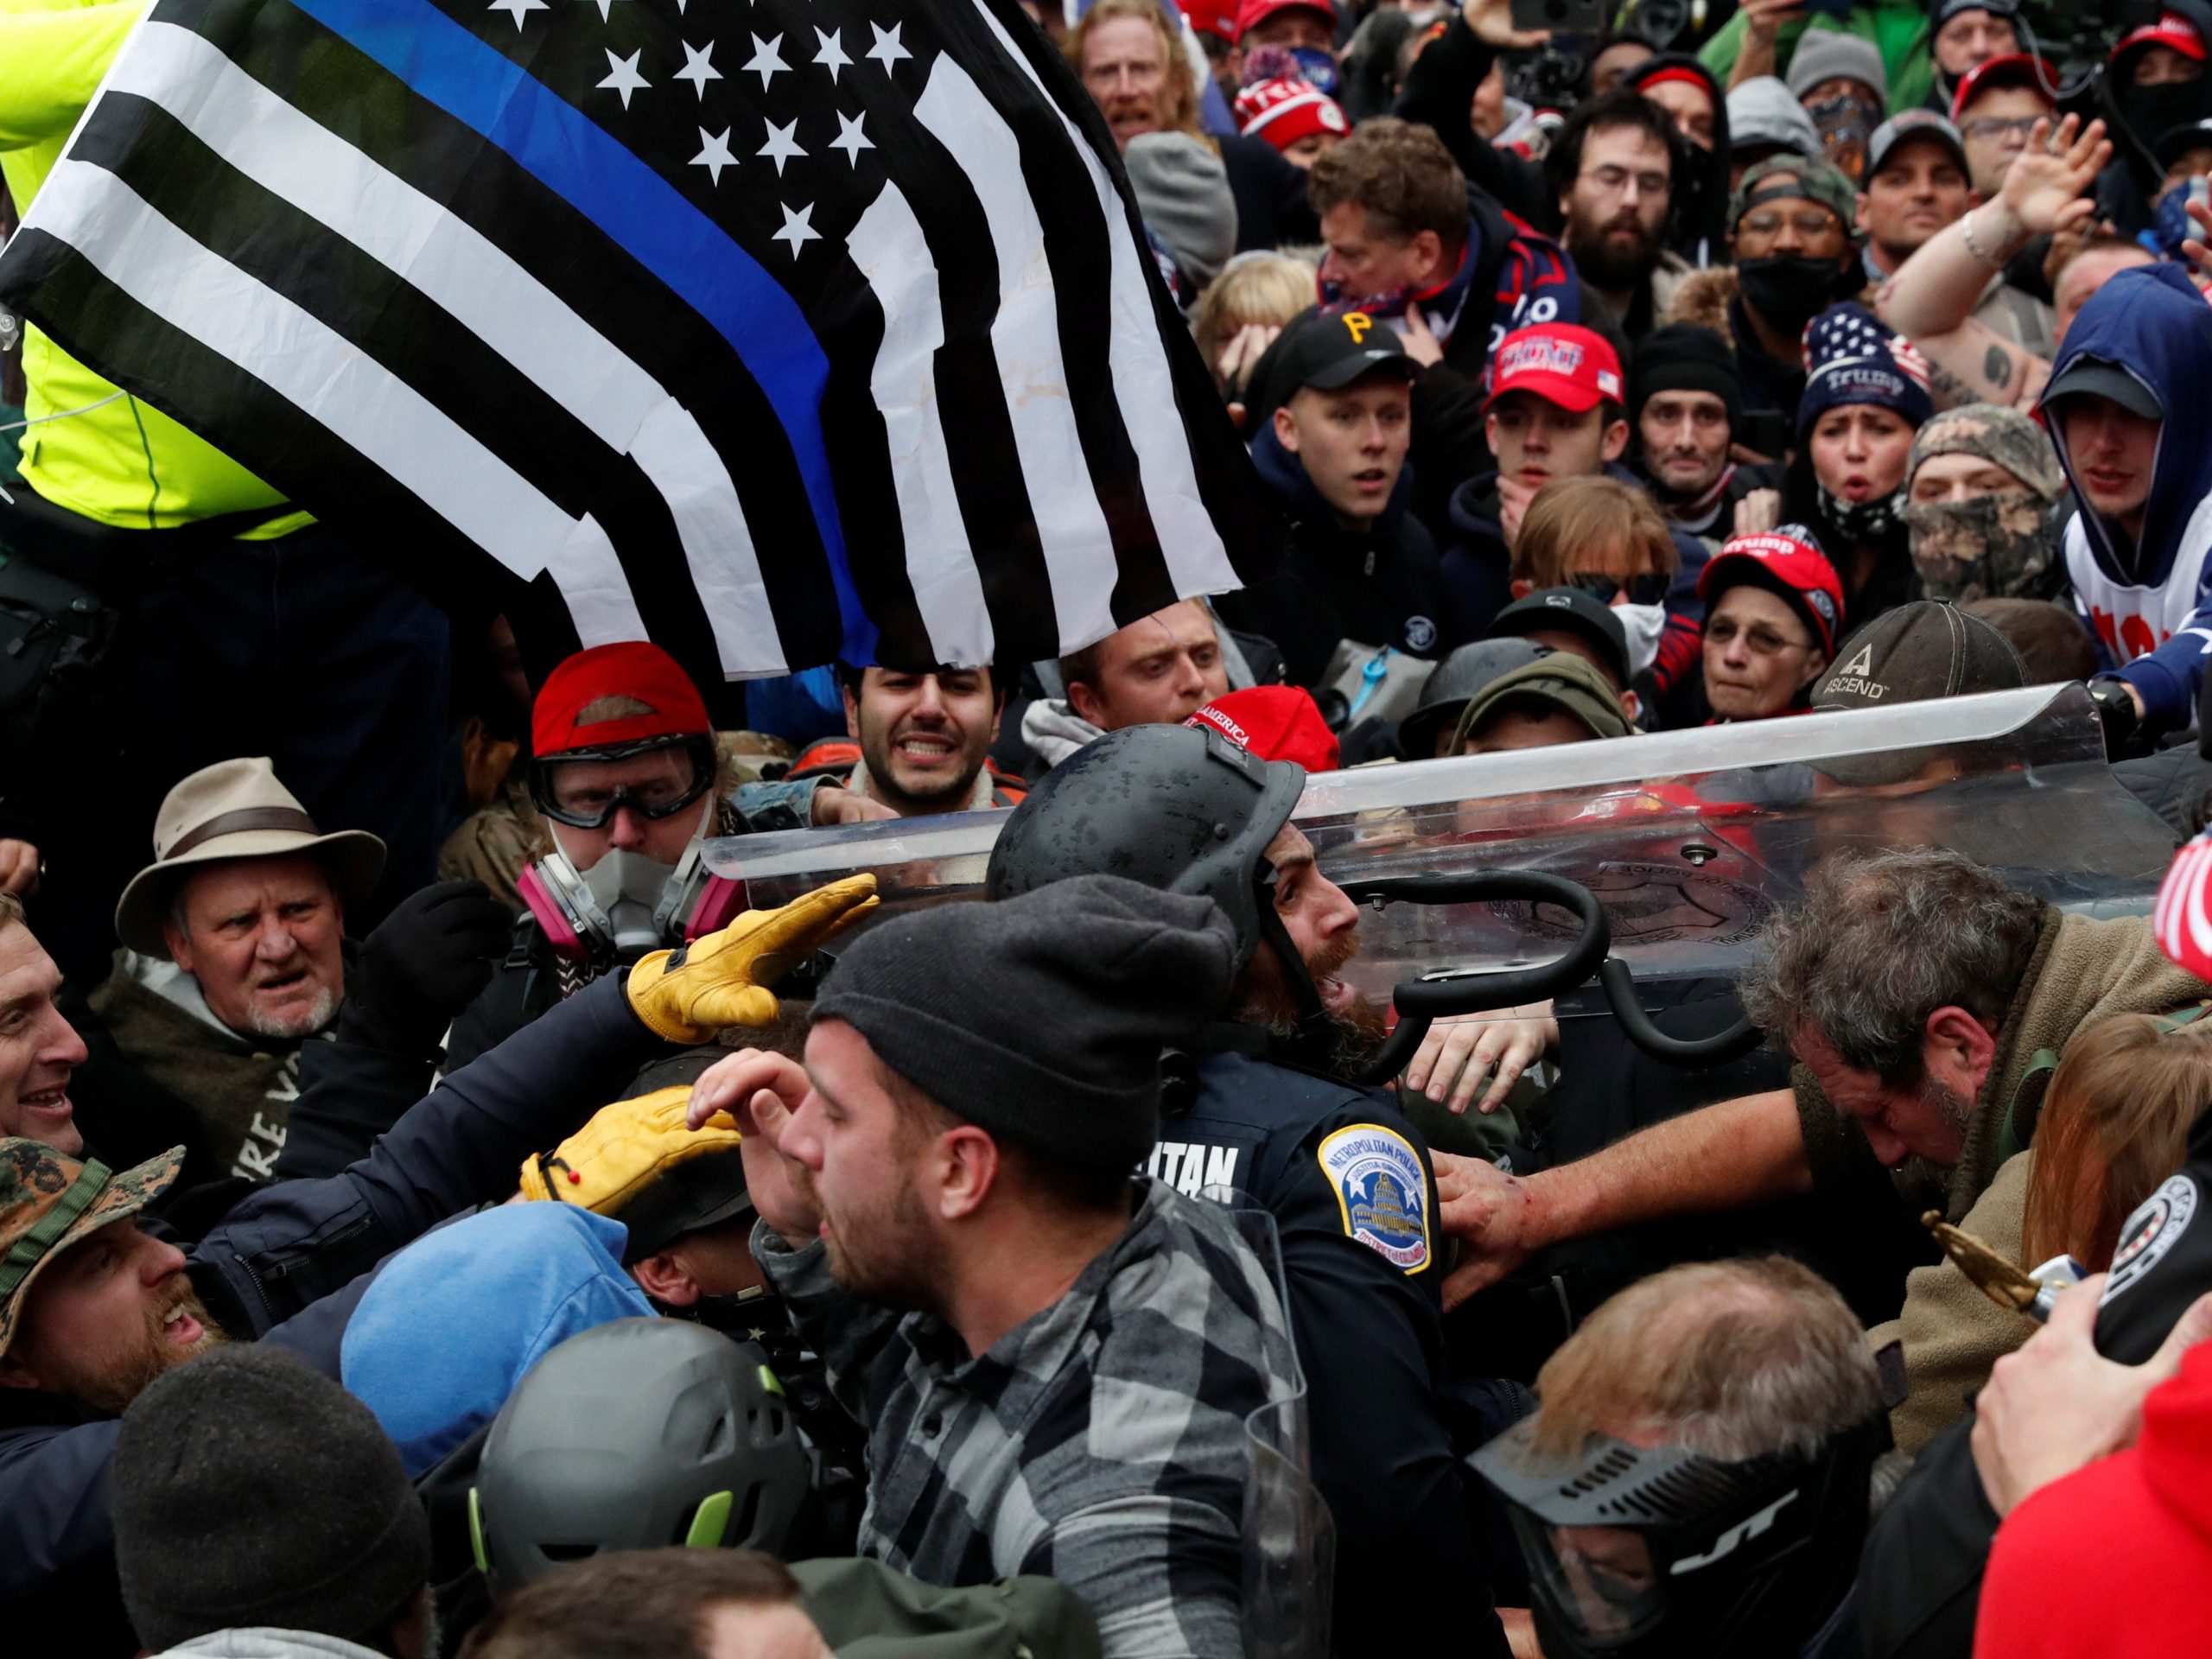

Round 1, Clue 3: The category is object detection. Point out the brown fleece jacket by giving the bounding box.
[1867,1149,2037,1455]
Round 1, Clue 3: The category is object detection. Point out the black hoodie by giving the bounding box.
[1215,419,1455,690]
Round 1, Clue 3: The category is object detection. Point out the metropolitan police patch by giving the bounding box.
[2103,1174,2198,1306]
[1317,1125,1431,1273]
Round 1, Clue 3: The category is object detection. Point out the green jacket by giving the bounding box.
[1699,3,1935,117]
[1,0,308,531]
[793,1557,1103,1658]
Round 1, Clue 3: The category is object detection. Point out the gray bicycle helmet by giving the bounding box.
[471,1319,807,1588]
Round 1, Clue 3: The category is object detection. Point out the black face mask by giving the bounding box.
[1737,254,1853,334]
[2126,79,2212,162]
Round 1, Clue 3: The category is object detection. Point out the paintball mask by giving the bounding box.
[1471,1412,1887,1659]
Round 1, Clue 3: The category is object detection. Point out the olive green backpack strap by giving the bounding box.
[1999,1002,2212,1162]
[1998,1050,2060,1166]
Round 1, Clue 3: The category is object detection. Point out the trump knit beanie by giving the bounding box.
[812,874,1240,1174]
[112,1344,430,1652]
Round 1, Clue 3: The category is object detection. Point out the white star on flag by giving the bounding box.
[814,26,852,80]
[485,0,545,30]
[598,47,649,108]
[830,110,873,166]
[772,201,820,259]
[745,33,790,89]
[690,126,738,185]
[866,21,910,70]
[759,118,806,176]
[588,0,621,22]
[675,40,721,99]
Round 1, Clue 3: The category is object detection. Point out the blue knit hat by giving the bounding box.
[1796,303,1934,442]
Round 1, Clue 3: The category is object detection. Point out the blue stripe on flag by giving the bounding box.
[283,0,877,663]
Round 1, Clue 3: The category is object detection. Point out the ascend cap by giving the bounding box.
[1814,598,2025,711]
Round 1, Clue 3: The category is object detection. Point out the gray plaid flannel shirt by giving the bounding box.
[754,1178,1299,1659]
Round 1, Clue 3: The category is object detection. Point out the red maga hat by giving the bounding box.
[1184,686,1340,772]
[532,641,712,758]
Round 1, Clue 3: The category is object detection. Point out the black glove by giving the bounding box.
[340,878,513,1057]
[2089,677,2149,760]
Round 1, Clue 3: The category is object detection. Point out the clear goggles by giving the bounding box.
[529,734,718,830]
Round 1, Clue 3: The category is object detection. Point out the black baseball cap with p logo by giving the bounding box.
[1268,306,1422,395]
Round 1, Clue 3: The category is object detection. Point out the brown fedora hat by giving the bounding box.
[113,758,386,960]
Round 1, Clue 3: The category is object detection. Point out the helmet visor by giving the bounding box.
[1509,1509,1669,1649]
[532,736,716,829]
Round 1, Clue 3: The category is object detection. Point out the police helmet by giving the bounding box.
[1397,640,1554,759]
[472,1319,807,1589]
[986,722,1305,974]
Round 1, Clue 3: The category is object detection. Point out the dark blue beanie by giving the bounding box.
[1796,303,1935,442]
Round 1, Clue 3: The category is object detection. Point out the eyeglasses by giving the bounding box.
[1571,572,1671,607]
[1582,164,1670,198]
[1960,115,2041,143]
[1705,616,1813,655]
[530,736,719,830]
[1738,209,1847,241]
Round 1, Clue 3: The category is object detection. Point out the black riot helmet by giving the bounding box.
[988,724,1303,973]
[471,1319,808,1591]
[986,723,1324,1030]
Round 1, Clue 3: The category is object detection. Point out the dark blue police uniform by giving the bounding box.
[1160,1046,1510,1657]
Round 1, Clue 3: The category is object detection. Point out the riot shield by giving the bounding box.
[708,684,2176,1029]
[1215,1198,1334,1659]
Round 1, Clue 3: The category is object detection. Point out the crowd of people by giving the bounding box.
[12,0,2212,1654]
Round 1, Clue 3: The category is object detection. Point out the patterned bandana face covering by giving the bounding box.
[1905,493,2060,601]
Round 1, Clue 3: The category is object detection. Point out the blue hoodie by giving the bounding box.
[2043,263,2212,730]
[340,1201,653,1475]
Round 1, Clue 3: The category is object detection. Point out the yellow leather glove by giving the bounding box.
[517,1086,745,1211]
[625,873,878,1043]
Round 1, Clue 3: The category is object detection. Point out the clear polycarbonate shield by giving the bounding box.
[1211,1196,1334,1659]
[707,685,2175,1023]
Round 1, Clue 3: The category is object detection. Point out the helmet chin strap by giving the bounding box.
[1253,866,1334,1054]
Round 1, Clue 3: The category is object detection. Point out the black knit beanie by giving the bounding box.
[113,1344,431,1651]
[1630,324,1745,436]
[813,873,1239,1175]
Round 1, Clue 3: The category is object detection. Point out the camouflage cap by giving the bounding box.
[0,1139,184,1358]
[1452,651,1633,751]
[1728,153,1859,235]
[1907,403,2066,505]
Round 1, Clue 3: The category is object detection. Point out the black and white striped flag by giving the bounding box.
[0,0,1280,677]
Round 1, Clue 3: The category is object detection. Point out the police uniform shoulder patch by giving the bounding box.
[2103,1174,2197,1306]
[1316,1124,1431,1274]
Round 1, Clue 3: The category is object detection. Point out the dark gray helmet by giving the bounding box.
[985,723,1304,975]
[472,1319,806,1589]
[1397,640,1554,759]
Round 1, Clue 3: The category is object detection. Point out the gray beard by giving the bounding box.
[241,984,339,1040]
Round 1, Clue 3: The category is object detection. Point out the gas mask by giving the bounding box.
[1471,1411,1887,1659]
[518,832,744,966]
[1905,491,2063,602]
